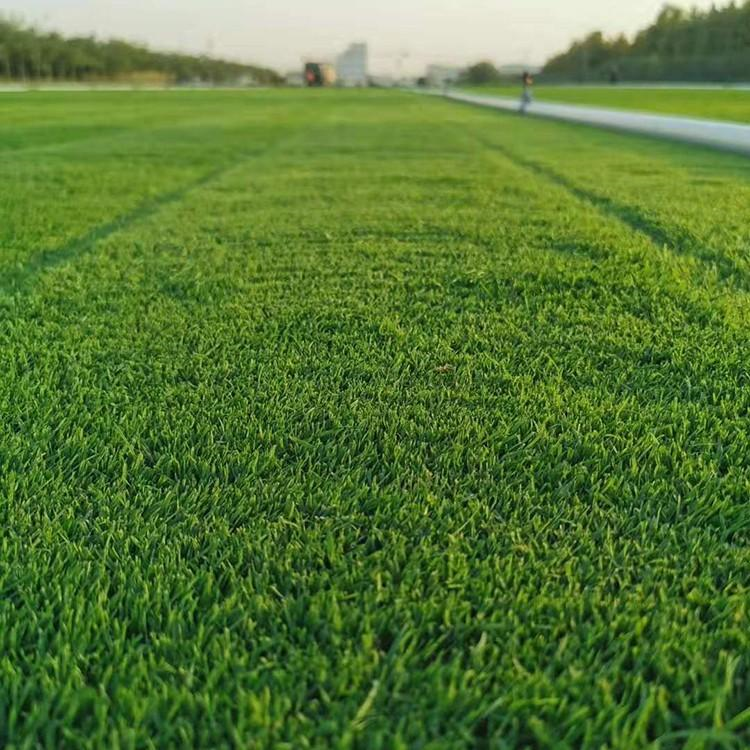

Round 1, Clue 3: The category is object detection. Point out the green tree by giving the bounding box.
[543,0,750,82]
[462,61,502,85]
[0,16,282,84]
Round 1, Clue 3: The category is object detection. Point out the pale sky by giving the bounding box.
[6,0,718,75]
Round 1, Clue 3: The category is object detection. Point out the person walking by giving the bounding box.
[520,70,534,114]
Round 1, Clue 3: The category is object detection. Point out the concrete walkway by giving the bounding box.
[444,90,750,156]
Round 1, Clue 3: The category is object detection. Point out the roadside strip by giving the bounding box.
[441,90,750,156]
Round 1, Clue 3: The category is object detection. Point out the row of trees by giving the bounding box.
[544,2,750,82]
[0,18,281,85]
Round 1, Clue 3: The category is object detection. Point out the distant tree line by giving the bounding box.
[459,61,529,85]
[0,17,281,84]
[544,2,750,82]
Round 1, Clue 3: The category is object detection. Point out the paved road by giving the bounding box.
[444,90,750,156]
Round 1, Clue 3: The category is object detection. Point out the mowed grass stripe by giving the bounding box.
[437,96,750,317]
[452,99,750,279]
[0,130,317,297]
[0,93,330,284]
[1,90,750,748]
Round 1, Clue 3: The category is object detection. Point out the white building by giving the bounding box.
[426,65,464,88]
[336,43,368,87]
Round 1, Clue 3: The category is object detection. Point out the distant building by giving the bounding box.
[336,43,368,87]
[426,65,464,88]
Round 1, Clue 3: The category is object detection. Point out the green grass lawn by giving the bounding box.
[3,88,750,748]
[463,85,750,123]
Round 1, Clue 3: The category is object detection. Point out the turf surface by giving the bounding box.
[3,89,750,748]
[462,85,750,124]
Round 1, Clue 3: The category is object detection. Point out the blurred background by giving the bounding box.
[0,0,744,90]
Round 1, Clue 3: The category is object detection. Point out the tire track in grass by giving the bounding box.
[0,136,299,299]
[473,133,750,292]
[0,164,228,297]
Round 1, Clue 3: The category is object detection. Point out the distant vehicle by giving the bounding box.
[304,63,336,87]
